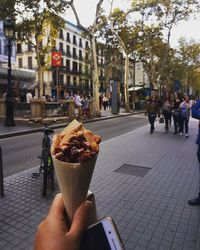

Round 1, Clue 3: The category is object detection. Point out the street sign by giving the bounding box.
[51,51,62,67]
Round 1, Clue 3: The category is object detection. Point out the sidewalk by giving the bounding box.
[1,116,200,250]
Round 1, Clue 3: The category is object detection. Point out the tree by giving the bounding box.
[153,0,200,88]
[15,0,66,97]
[0,1,68,98]
[175,38,200,94]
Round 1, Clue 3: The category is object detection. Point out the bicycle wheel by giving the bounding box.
[42,149,48,196]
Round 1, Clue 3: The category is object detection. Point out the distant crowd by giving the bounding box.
[145,91,196,137]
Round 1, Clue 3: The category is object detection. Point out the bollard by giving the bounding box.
[0,146,4,197]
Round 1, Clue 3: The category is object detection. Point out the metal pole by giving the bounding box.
[0,146,4,197]
[5,38,15,126]
[56,67,59,101]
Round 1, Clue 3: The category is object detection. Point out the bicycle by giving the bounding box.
[31,103,65,196]
[32,119,56,196]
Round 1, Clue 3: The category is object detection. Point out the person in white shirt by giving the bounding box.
[75,91,82,116]
[26,91,33,103]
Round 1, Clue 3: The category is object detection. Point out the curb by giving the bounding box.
[0,111,143,139]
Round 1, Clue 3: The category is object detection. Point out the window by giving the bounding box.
[17,43,22,54]
[79,38,82,47]
[18,58,23,68]
[61,58,64,66]
[28,56,32,69]
[73,35,77,45]
[85,52,88,60]
[73,61,78,72]
[59,29,64,39]
[66,59,70,70]
[67,75,71,85]
[27,44,32,52]
[85,65,88,75]
[66,45,71,56]
[85,41,89,48]
[79,63,82,73]
[67,32,70,42]
[79,50,82,60]
[59,42,64,53]
[73,76,77,86]
[73,48,77,58]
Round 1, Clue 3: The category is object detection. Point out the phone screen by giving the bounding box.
[81,222,111,250]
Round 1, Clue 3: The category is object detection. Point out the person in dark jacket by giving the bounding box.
[188,120,200,205]
[172,92,182,134]
[145,96,160,134]
[162,95,173,133]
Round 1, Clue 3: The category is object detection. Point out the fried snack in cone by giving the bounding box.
[51,119,101,225]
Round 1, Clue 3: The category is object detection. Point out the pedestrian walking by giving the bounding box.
[26,90,33,103]
[172,92,182,134]
[162,95,173,133]
[145,96,160,134]
[188,100,200,205]
[74,91,82,117]
[102,94,108,110]
[188,121,200,205]
[99,93,103,110]
[179,95,191,137]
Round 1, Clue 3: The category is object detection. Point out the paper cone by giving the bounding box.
[87,191,98,226]
[52,154,97,225]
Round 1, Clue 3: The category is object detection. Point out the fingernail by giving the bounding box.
[84,200,93,210]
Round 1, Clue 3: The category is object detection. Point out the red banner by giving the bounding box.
[51,51,62,67]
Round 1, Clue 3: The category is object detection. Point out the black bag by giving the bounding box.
[159,117,164,123]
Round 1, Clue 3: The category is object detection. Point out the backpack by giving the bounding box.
[192,100,200,119]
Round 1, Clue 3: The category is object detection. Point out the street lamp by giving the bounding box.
[4,18,15,126]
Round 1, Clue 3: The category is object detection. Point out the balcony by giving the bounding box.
[72,69,80,75]
[72,54,78,59]
[66,52,71,58]
[16,50,23,54]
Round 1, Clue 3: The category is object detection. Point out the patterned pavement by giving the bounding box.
[1,117,200,250]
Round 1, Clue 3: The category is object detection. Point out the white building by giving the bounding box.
[16,20,92,99]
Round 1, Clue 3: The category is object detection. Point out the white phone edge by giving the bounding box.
[88,216,125,250]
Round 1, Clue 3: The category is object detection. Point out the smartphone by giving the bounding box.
[81,217,125,250]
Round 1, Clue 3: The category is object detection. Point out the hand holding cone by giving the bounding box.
[51,119,101,226]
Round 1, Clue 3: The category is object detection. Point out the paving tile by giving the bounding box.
[1,119,200,249]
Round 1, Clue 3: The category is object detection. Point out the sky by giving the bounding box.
[65,0,200,48]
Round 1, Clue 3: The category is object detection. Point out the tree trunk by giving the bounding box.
[124,53,130,111]
[91,35,100,116]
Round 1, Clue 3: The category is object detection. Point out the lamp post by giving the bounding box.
[4,18,15,126]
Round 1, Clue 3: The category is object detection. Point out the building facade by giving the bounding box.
[16,20,94,100]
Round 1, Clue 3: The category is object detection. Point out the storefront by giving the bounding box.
[0,67,36,98]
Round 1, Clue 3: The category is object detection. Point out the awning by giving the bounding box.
[17,81,35,89]
[128,86,143,91]
[0,67,36,81]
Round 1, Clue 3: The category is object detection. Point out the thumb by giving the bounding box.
[69,201,92,239]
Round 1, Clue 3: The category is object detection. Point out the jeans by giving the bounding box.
[163,111,172,130]
[173,114,180,133]
[180,116,189,134]
[148,115,156,133]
